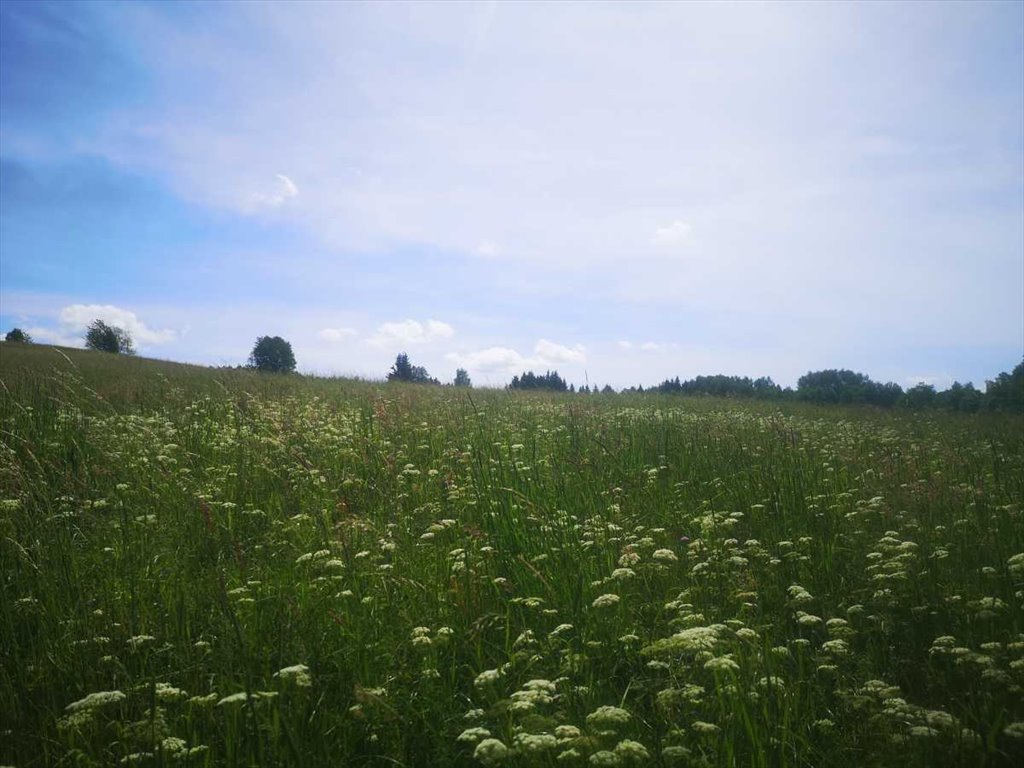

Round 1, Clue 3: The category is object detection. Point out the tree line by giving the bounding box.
[630,366,1022,412]
[3,324,1021,412]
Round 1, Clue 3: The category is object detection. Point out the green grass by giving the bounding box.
[1,344,1023,767]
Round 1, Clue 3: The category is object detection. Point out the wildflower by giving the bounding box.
[586,705,632,730]
[550,623,574,638]
[821,639,850,656]
[588,751,621,767]
[1003,722,1024,739]
[523,679,556,694]
[513,733,557,754]
[614,740,650,762]
[1008,553,1024,574]
[787,585,814,604]
[641,625,723,656]
[662,745,690,762]
[618,552,641,567]
[458,727,492,744]
[66,690,126,713]
[692,721,720,734]
[155,683,187,701]
[592,593,620,609]
[411,627,433,647]
[473,738,509,765]
[127,635,156,651]
[652,549,678,563]
[474,669,501,689]
[275,664,312,688]
[555,725,582,740]
[120,752,155,765]
[703,656,739,673]
[160,737,187,755]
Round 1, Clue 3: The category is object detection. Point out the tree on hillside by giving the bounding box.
[248,336,296,373]
[985,361,1024,412]
[85,319,135,355]
[387,352,439,384]
[4,328,32,343]
[454,368,472,387]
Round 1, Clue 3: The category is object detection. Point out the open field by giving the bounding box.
[2,344,1023,767]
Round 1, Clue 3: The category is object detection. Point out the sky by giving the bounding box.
[1,1,1021,389]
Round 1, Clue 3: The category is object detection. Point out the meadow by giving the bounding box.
[1,344,1022,767]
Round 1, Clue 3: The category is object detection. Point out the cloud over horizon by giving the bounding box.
[56,304,177,347]
[367,319,455,349]
[0,2,1020,388]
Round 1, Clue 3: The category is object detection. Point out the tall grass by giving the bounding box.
[1,344,1022,766]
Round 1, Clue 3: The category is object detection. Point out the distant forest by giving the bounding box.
[510,362,1024,413]
[3,329,1021,413]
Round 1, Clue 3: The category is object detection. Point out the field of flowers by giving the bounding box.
[1,345,1023,767]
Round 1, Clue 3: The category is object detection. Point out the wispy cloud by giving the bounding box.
[318,327,357,342]
[367,319,454,349]
[534,339,586,364]
[650,220,692,248]
[0,2,1019,388]
[248,173,299,210]
[475,240,500,258]
[447,338,586,376]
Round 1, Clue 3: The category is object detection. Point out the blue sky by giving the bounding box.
[1,0,1021,388]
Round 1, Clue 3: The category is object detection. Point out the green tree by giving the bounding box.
[248,336,296,373]
[84,320,135,354]
[508,370,568,392]
[387,353,439,384]
[453,368,472,387]
[903,382,937,410]
[985,361,1024,412]
[4,328,32,343]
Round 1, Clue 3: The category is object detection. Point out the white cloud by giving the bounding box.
[445,346,525,374]
[534,338,586,364]
[426,320,455,338]
[640,341,661,351]
[617,340,633,350]
[446,338,586,377]
[6,3,1016,389]
[24,326,82,347]
[651,220,693,248]
[249,173,299,209]
[318,327,357,341]
[58,304,176,345]
[367,318,454,348]
[475,240,500,258]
